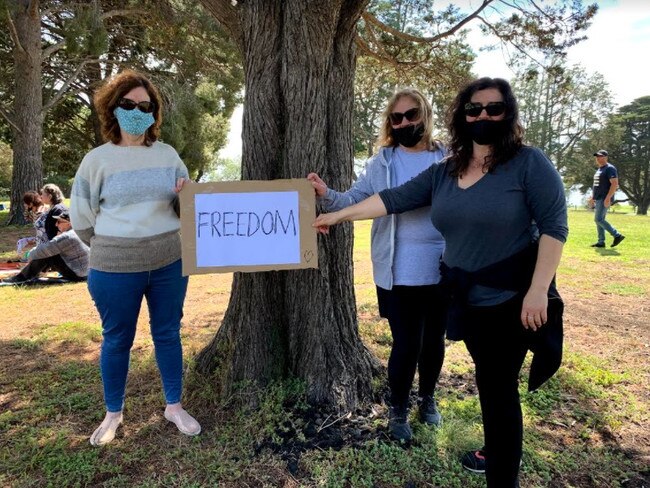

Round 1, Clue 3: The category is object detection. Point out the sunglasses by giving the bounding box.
[464,101,506,117]
[389,107,420,125]
[117,98,156,113]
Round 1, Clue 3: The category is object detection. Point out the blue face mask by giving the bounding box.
[113,106,155,136]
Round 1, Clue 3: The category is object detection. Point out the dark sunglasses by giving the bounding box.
[117,98,156,113]
[389,107,420,125]
[464,101,506,117]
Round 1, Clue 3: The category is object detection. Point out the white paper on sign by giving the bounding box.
[194,191,301,267]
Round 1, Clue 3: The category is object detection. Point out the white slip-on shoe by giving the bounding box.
[89,412,123,446]
[164,407,201,436]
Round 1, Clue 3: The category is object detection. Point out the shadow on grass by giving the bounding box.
[521,352,649,487]
[1,337,649,488]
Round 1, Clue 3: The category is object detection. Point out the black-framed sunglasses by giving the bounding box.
[389,107,420,125]
[117,98,156,113]
[464,101,506,117]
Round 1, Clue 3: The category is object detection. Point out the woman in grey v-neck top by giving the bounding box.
[313,78,568,488]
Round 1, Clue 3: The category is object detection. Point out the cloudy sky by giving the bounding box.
[471,0,650,107]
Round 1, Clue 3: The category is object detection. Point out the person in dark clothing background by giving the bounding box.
[313,77,568,488]
[39,183,67,241]
[589,150,625,248]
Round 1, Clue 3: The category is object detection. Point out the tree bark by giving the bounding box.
[197,0,379,410]
[7,0,43,225]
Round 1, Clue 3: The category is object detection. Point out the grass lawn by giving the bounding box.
[0,208,648,487]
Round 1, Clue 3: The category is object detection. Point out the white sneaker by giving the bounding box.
[89,412,123,446]
[164,407,201,436]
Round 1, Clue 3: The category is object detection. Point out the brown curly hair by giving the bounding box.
[93,70,163,146]
[22,190,43,208]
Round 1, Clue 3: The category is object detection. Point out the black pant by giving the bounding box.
[377,284,446,408]
[15,254,84,282]
[464,295,529,488]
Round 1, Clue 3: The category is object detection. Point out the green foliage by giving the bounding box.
[0,141,11,197]
[610,96,650,214]
[512,58,614,173]
[564,96,650,214]
[1,0,244,186]
[209,157,242,182]
[160,80,231,180]
[354,1,475,157]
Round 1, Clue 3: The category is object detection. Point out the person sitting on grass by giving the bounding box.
[1,211,89,285]
[16,190,48,259]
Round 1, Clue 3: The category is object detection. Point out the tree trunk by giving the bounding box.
[196,0,379,411]
[636,201,648,215]
[7,0,43,225]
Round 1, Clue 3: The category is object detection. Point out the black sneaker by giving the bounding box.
[611,234,625,247]
[418,396,442,427]
[460,448,523,474]
[388,406,412,442]
[0,275,27,286]
[590,242,605,248]
[461,449,486,473]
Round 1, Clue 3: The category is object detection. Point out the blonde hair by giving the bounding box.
[40,183,65,205]
[376,88,440,151]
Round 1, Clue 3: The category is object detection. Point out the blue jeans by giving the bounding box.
[88,259,188,412]
[594,199,619,244]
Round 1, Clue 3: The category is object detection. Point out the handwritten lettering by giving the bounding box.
[197,210,296,238]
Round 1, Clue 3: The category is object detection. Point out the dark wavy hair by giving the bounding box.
[93,70,162,146]
[446,77,524,177]
[22,190,43,208]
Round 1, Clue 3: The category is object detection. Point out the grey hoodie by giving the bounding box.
[319,145,445,289]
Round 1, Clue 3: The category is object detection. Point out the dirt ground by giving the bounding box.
[1,223,649,484]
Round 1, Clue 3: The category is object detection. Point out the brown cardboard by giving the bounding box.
[179,179,318,275]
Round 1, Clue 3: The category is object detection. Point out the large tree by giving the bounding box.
[612,97,650,215]
[196,0,597,410]
[512,59,614,173]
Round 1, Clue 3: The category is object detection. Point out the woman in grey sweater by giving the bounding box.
[309,88,446,442]
[313,78,568,487]
[71,70,200,446]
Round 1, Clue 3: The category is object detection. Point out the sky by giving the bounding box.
[219,0,650,160]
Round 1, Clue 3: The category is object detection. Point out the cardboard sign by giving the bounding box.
[179,179,318,275]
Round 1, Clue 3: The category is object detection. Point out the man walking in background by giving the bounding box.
[589,150,625,248]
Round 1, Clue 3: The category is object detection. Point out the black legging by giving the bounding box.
[15,254,84,282]
[464,295,529,488]
[377,284,446,408]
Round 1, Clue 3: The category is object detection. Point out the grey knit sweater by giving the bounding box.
[70,141,189,272]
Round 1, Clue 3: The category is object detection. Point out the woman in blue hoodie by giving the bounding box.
[308,88,446,442]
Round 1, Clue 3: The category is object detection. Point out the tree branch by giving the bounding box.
[0,105,22,134]
[478,15,541,67]
[198,0,241,42]
[5,7,26,55]
[42,40,65,59]
[43,60,91,113]
[28,0,38,17]
[100,8,148,20]
[354,35,420,68]
[361,0,494,44]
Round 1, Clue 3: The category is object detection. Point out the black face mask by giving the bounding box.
[467,120,508,146]
[391,123,425,148]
